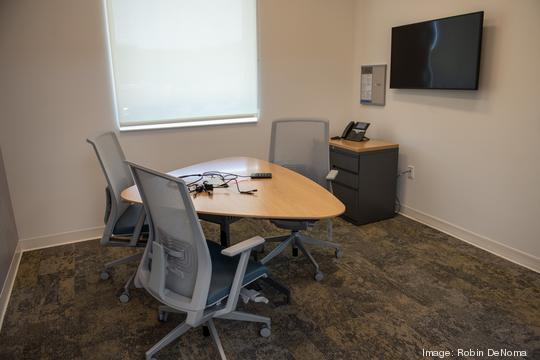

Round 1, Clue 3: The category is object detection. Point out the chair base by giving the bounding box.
[260,231,342,281]
[147,309,271,360]
[104,252,142,269]
[100,252,142,303]
[259,276,291,304]
[105,237,148,247]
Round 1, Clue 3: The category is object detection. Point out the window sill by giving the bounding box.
[118,116,258,132]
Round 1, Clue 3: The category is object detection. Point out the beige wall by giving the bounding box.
[1,0,538,268]
[0,0,355,242]
[352,0,540,260]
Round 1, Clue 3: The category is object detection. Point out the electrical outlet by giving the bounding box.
[407,165,415,179]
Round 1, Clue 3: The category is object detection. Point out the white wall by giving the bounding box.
[0,0,355,244]
[352,0,540,263]
[1,0,538,270]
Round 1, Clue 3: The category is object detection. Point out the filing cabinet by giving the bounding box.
[329,139,399,225]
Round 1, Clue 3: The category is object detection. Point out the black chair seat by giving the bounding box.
[270,219,317,231]
[206,241,268,305]
[113,204,149,235]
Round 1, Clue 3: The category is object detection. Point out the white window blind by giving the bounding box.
[105,0,259,130]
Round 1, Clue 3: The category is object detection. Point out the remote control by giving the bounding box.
[250,172,272,179]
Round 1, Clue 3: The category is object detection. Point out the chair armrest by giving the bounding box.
[326,169,338,181]
[221,236,265,257]
[215,236,267,316]
[326,169,339,194]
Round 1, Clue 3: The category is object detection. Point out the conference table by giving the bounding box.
[121,156,345,242]
[121,156,345,301]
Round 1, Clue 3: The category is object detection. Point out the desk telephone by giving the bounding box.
[336,121,370,142]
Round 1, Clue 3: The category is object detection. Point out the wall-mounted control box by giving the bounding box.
[360,64,386,106]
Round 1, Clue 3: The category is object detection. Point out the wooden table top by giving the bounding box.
[329,138,399,153]
[121,157,345,220]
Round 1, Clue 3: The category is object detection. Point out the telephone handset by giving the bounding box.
[339,121,370,142]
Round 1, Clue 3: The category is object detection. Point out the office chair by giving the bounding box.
[127,162,271,360]
[260,119,342,281]
[87,132,148,302]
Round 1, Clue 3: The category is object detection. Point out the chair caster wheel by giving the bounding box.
[100,270,110,280]
[314,271,324,282]
[202,325,210,337]
[292,247,299,257]
[158,311,169,323]
[335,249,343,259]
[119,291,130,303]
[260,325,271,338]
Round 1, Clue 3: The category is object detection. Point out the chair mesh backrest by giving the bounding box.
[87,132,132,218]
[270,119,330,187]
[130,164,209,300]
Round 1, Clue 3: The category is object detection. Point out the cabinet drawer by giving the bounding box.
[330,150,359,173]
[332,183,358,221]
[333,168,358,189]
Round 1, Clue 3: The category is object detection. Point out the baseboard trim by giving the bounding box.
[400,205,540,273]
[0,242,22,331]
[19,226,104,252]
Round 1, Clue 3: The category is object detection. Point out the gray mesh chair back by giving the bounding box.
[128,162,271,360]
[264,119,342,282]
[87,132,133,240]
[87,132,147,303]
[130,163,211,311]
[269,119,330,187]
[87,132,132,215]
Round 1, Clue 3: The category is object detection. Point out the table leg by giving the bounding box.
[199,214,239,247]
[260,276,291,305]
[220,219,230,247]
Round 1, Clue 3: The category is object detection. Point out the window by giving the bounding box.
[105,0,259,131]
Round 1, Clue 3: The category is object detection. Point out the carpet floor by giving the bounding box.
[0,216,539,359]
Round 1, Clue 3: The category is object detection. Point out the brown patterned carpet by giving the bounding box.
[1,215,539,359]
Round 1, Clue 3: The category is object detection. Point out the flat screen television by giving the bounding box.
[390,11,484,90]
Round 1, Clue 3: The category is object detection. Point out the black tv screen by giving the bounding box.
[390,12,484,90]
